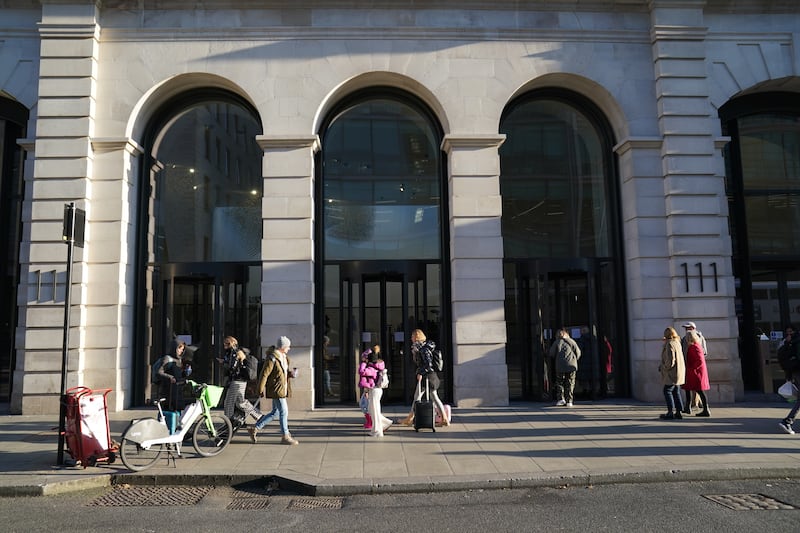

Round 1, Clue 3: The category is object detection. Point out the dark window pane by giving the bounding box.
[154,102,262,262]
[744,194,800,255]
[323,99,441,260]
[500,99,609,258]
[739,114,800,190]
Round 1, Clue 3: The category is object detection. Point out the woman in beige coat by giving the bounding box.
[659,327,686,420]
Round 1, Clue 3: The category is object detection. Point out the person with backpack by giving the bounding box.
[248,337,299,445]
[778,326,800,434]
[154,339,189,411]
[398,329,449,427]
[220,336,264,433]
[549,328,582,407]
[359,344,393,437]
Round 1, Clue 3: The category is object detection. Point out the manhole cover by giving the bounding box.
[703,494,796,510]
[286,497,343,510]
[87,485,212,507]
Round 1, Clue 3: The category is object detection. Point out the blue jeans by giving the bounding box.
[663,384,684,413]
[255,397,289,435]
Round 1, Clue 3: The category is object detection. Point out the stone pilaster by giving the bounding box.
[649,0,741,402]
[13,3,99,414]
[257,134,319,411]
[442,134,508,407]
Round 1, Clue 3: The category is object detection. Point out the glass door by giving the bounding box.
[155,264,260,391]
[506,261,617,401]
[319,261,442,406]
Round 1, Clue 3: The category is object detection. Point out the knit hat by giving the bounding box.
[277,336,291,349]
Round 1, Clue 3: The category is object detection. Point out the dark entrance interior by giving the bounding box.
[139,262,260,402]
[505,259,625,401]
[320,261,444,406]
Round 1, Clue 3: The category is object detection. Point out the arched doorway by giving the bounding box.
[0,96,28,403]
[315,88,450,406]
[720,90,800,392]
[133,91,263,404]
[500,89,628,401]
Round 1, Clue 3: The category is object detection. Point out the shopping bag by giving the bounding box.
[778,380,797,401]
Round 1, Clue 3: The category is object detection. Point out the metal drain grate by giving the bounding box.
[226,485,274,510]
[227,498,272,510]
[286,497,344,510]
[86,485,212,507]
[703,493,797,511]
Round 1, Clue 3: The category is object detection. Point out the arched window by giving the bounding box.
[322,96,442,260]
[500,94,613,258]
[152,101,262,262]
[315,89,449,405]
[0,95,28,403]
[133,92,263,402]
[720,91,800,390]
[499,89,626,401]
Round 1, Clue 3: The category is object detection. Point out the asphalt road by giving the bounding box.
[1,478,798,532]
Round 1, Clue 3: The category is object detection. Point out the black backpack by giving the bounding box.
[239,347,258,381]
[150,355,174,384]
[432,349,444,372]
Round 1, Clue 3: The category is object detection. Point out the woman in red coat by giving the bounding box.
[682,330,711,417]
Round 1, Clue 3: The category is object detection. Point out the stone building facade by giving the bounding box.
[1,1,797,414]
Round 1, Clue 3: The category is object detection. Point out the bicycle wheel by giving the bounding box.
[192,412,232,457]
[119,427,163,471]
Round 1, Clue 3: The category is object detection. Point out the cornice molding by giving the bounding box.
[91,137,143,155]
[441,134,506,153]
[38,23,99,39]
[613,137,663,156]
[256,134,320,152]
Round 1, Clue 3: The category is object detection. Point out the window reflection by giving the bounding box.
[738,113,800,256]
[323,99,441,260]
[500,99,609,258]
[154,102,262,263]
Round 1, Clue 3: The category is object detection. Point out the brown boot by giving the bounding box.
[398,415,414,426]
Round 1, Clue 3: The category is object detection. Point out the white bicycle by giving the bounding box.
[119,380,232,472]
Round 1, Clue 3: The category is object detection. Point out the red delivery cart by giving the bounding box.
[62,386,117,468]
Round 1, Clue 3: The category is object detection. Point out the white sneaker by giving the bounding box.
[382,420,393,432]
[556,399,566,406]
[566,402,573,407]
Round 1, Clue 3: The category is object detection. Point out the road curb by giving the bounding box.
[102,466,800,497]
[0,474,111,498]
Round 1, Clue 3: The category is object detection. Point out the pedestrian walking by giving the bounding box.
[220,336,263,431]
[398,329,449,426]
[249,337,299,445]
[659,327,686,420]
[682,330,711,417]
[680,321,707,414]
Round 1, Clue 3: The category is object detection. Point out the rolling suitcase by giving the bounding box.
[414,377,436,432]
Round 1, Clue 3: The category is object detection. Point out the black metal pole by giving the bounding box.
[56,203,75,465]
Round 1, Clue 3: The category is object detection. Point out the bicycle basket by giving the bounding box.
[201,384,225,408]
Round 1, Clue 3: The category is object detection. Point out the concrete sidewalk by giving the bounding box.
[2,399,800,497]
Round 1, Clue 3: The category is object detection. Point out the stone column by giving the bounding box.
[13,3,100,414]
[442,134,508,407]
[258,134,319,411]
[649,0,741,401]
